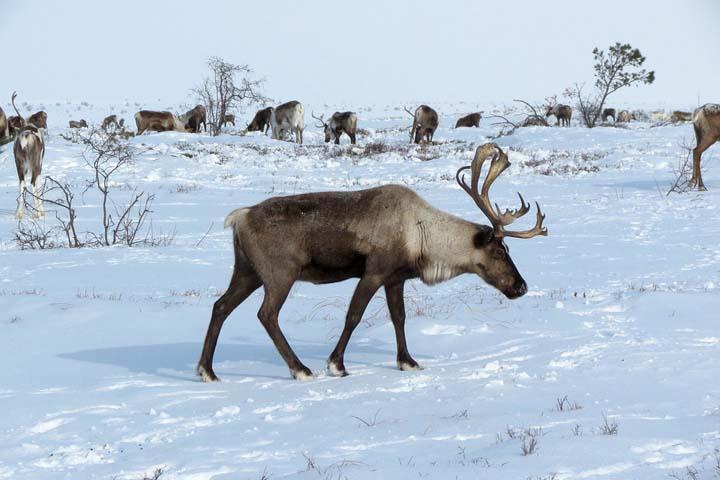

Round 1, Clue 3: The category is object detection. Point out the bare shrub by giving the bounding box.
[521,427,540,455]
[556,395,582,412]
[667,140,699,195]
[599,412,618,435]
[193,56,269,136]
[15,220,59,250]
[350,408,381,427]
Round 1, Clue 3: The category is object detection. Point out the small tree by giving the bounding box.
[566,43,655,127]
[193,57,269,136]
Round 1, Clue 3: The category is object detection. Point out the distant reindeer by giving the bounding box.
[197,143,547,381]
[0,105,8,140]
[404,105,439,144]
[14,125,45,219]
[221,114,235,128]
[690,103,720,191]
[312,111,358,144]
[616,110,635,123]
[27,111,47,130]
[545,104,572,126]
[670,111,693,123]
[134,110,186,135]
[68,119,88,129]
[601,108,616,123]
[247,107,273,134]
[270,101,304,144]
[181,105,207,133]
[455,112,482,128]
[102,114,120,130]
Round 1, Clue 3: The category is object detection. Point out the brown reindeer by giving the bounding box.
[545,104,572,126]
[181,105,207,133]
[0,106,8,140]
[221,114,235,128]
[14,125,45,219]
[312,111,358,145]
[690,104,720,191]
[247,107,273,134]
[671,111,693,123]
[102,115,120,130]
[27,111,47,130]
[197,143,547,381]
[404,105,439,144]
[601,108,616,123]
[134,110,186,135]
[68,119,88,129]
[616,110,635,123]
[455,112,482,128]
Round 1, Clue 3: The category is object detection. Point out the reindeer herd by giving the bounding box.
[1,86,719,380]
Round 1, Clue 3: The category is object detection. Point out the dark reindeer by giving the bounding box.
[247,107,273,134]
[221,114,236,128]
[197,143,548,382]
[69,119,88,129]
[312,111,358,145]
[181,105,207,133]
[455,112,482,128]
[102,114,120,130]
[404,105,439,144]
[14,125,45,219]
[601,108,616,123]
[690,103,720,191]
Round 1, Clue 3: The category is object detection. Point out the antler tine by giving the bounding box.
[311,111,326,128]
[456,143,501,225]
[501,202,548,239]
[403,106,415,117]
[493,192,530,226]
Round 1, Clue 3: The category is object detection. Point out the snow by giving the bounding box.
[0,102,718,479]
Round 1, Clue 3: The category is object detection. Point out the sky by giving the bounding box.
[1,0,718,109]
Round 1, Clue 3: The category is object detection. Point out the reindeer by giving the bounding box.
[270,101,304,144]
[545,104,572,126]
[0,106,8,140]
[601,108,616,123]
[102,115,120,130]
[14,125,45,219]
[68,119,88,129]
[8,91,26,136]
[181,105,207,133]
[404,105,439,144]
[197,143,547,382]
[671,111,693,123]
[455,112,482,128]
[690,104,720,191]
[312,111,358,145]
[134,110,186,135]
[221,114,236,128]
[616,110,635,123]
[28,111,47,130]
[247,107,272,134]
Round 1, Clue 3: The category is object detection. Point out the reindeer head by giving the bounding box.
[312,112,331,143]
[456,144,548,299]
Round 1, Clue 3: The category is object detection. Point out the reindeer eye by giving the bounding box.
[493,248,506,259]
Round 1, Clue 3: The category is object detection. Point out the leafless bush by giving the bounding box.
[303,453,367,480]
[599,412,618,435]
[556,395,582,412]
[362,141,390,156]
[521,427,540,456]
[667,140,697,195]
[350,408,381,427]
[193,56,269,136]
[15,220,59,250]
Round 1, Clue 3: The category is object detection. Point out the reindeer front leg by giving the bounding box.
[385,281,421,371]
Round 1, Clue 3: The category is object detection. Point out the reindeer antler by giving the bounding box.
[456,143,548,239]
[403,106,415,117]
[311,111,326,128]
[11,91,21,117]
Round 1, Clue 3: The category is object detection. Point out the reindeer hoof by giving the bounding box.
[291,367,314,381]
[327,361,348,377]
[196,364,220,383]
[397,359,423,371]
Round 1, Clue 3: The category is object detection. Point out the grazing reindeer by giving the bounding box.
[455,112,482,128]
[28,111,47,130]
[601,108,616,123]
[102,114,120,130]
[690,104,720,191]
[404,105,439,144]
[616,110,635,123]
[671,111,693,123]
[247,107,273,134]
[270,101,304,144]
[14,125,45,219]
[134,110,186,135]
[312,111,358,144]
[68,119,88,129]
[545,104,572,126]
[181,105,207,133]
[221,114,236,128]
[197,143,547,382]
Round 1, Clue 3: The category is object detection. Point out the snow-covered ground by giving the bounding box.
[0,102,718,480]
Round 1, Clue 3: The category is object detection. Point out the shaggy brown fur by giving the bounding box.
[691,104,720,191]
[247,107,272,134]
[14,125,45,219]
[455,112,481,128]
[406,105,439,144]
[134,110,185,135]
[545,104,572,126]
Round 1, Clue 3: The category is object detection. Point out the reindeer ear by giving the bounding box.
[473,226,494,247]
